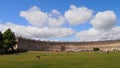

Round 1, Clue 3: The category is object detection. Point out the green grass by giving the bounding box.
[0,51,120,68]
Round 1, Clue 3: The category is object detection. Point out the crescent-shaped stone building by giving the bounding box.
[15,37,120,52]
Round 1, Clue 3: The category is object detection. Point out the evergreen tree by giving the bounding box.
[2,28,16,53]
[0,31,3,52]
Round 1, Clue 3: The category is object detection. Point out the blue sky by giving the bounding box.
[0,0,120,41]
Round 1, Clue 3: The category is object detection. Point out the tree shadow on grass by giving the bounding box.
[0,49,28,55]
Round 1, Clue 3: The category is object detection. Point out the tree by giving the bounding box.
[0,31,3,51]
[2,28,16,53]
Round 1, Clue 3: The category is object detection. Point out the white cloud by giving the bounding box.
[77,27,120,41]
[20,6,65,27]
[0,22,74,39]
[12,6,76,40]
[64,5,93,25]
[91,11,116,30]
[20,6,48,27]
[77,11,119,41]
[18,6,74,39]
[48,9,65,27]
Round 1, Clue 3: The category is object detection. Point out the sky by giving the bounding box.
[0,0,120,41]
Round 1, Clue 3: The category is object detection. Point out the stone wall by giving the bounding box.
[17,37,120,52]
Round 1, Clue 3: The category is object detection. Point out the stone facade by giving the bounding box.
[17,37,120,52]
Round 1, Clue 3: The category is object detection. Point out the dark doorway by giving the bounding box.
[60,46,65,52]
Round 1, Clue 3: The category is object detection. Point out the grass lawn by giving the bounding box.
[0,51,120,68]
